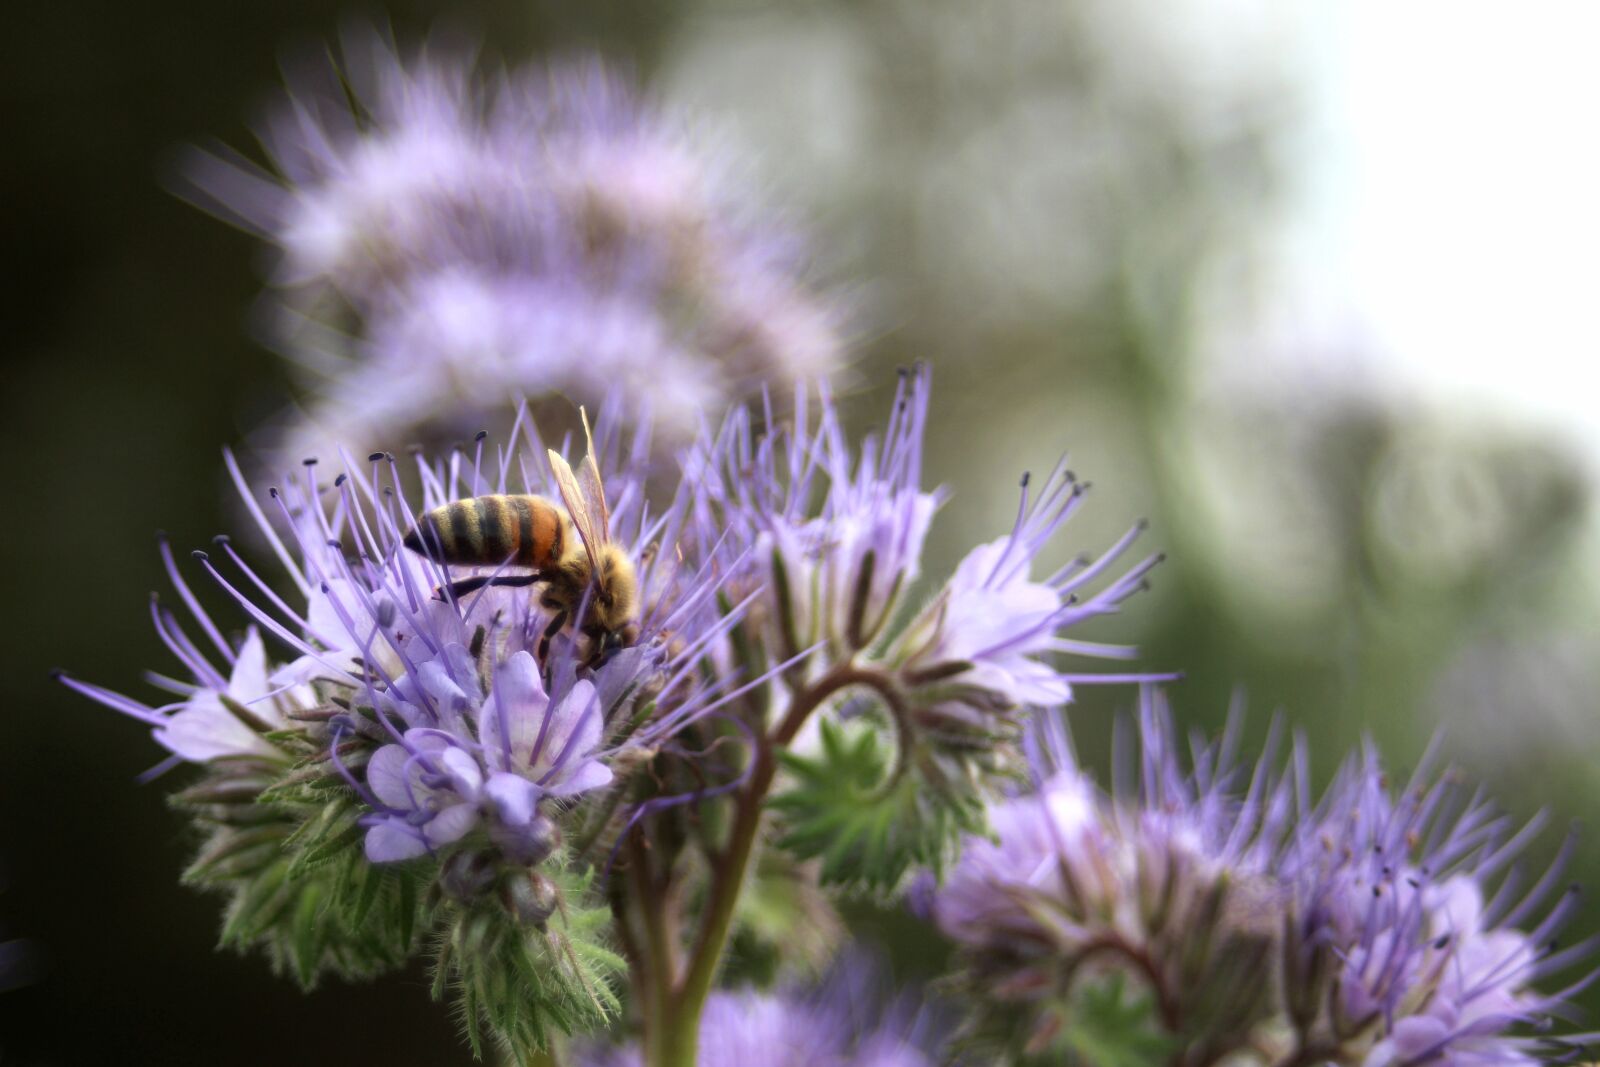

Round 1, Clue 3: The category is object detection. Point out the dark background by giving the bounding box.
[0,6,682,1064]
[3,2,1596,1064]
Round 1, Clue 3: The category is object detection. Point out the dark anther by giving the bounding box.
[1155,552,1168,563]
[1064,470,1076,483]
[475,430,488,442]
[1371,885,1382,897]
[320,582,331,594]
[191,550,209,561]
[334,474,347,487]
[368,452,385,462]
[1020,471,1031,488]
[1136,517,1150,530]
[49,668,66,681]
[1407,877,1420,888]
[1434,934,1451,950]
[213,534,230,545]
[302,457,318,466]
[268,487,279,498]
[326,539,342,551]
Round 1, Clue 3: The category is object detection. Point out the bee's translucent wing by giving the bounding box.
[575,408,611,544]
[548,448,604,570]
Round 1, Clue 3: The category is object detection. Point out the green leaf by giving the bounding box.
[1047,974,1178,1067]
[771,718,987,894]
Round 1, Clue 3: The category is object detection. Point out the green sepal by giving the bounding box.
[432,865,623,1061]
[173,767,427,989]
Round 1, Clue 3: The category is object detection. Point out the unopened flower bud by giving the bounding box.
[501,870,559,928]
[490,811,560,867]
[438,849,497,903]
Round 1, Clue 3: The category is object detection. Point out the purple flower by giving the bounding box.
[926,693,1595,1065]
[185,34,845,462]
[1279,741,1595,1067]
[892,467,1160,736]
[690,368,1159,702]
[361,651,605,863]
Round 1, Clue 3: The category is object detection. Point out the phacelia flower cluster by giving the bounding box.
[925,692,1595,1066]
[185,33,846,465]
[64,375,1170,1056]
[683,370,1166,888]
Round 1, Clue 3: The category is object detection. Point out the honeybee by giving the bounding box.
[402,422,639,664]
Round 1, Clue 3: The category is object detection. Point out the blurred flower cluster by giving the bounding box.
[187,33,846,466]
[925,695,1594,1065]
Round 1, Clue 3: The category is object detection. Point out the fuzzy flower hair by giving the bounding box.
[184,32,846,463]
[925,692,1596,1066]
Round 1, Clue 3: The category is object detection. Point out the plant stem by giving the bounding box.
[648,664,892,1067]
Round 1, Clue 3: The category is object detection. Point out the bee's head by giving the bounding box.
[584,545,639,639]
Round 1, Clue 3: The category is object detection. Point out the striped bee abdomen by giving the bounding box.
[403,494,565,569]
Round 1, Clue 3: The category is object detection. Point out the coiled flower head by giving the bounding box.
[925,692,1596,1066]
[683,367,1169,892]
[59,401,749,1047]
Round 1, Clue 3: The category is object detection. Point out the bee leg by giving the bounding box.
[584,632,622,670]
[536,609,569,665]
[436,572,543,601]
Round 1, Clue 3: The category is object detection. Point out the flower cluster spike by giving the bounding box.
[62,375,1171,1057]
[686,367,1170,890]
[184,31,846,465]
[61,397,752,1040]
[924,690,1598,1065]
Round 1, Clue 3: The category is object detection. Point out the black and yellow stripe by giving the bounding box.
[403,494,564,569]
